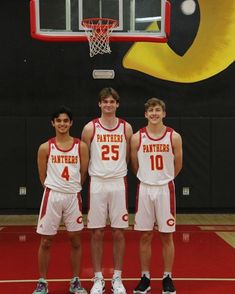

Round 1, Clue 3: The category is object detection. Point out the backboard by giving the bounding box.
[30,0,171,42]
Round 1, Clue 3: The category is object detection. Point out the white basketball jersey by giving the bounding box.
[89,118,127,178]
[137,127,175,185]
[44,137,82,193]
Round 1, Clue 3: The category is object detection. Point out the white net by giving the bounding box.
[82,18,118,58]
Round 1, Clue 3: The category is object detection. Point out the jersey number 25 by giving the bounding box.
[102,145,119,160]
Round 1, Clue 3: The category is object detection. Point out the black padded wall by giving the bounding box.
[178,118,211,211]
[0,118,27,212]
[211,118,235,210]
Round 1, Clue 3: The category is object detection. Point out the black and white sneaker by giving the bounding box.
[162,275,176,294]
[133,275,151,294]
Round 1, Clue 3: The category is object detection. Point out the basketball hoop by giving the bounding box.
[82,18,118,57]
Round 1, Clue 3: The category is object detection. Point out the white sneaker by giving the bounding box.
[90,278,105,294]
[111,277,126,294]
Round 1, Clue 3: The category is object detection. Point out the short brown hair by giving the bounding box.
[98,87,120,103]
[144,97,166,112]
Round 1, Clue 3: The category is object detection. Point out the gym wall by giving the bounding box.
[0,1,234,213]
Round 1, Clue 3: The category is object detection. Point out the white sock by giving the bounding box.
[163,272,172,279]
[113,270,122,279]
[141,271,150,279]
[94,272,103,279]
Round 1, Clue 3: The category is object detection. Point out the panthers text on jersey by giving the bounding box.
[137,127,175,185]
[44,137,82,193]
[89,118,127,178]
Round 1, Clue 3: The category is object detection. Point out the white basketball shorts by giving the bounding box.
[134,181,176,232]
[87,176,129,229]
[37,187,84,235]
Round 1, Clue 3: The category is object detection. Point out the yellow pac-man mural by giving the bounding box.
[123,0,235,83]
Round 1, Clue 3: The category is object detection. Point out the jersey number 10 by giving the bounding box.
[150,155,163,170]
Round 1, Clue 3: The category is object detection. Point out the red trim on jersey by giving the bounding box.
[166,127,173,133]
[144,126,169,141]
[137,129,143,151]
[39,187,50,220]
[90,119,98,143]
[168,180,176,217]
[97,118,121,132]
[48,139,52,158]
[49,137,79,152]
[169,128,174,155]
[121,119,127,141]
[76,138,81,160]
[141,126,174,155]
[91,118,127,143]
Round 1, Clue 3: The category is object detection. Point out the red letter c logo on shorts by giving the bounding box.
[167,218,175,226]
[122,214,128,222]
[77,216,83,224]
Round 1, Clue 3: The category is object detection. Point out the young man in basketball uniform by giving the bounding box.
[33,106,89,294]
[131,98,183,294]
[81,87,133,294]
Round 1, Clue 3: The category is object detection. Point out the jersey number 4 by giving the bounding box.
[61,166,70,181]
[102,145,119,160]
[150,155,163,170]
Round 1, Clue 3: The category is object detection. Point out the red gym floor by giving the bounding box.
[0,224,235,293]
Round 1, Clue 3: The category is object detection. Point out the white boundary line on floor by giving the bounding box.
[1,277,235,283]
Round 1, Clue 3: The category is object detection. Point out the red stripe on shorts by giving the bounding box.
[168,181,175,217]
[124,176,128,210]
[39,187,50,220]
[87,177,91,214]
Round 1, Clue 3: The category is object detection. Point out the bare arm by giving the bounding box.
[37,142,49,186]
[81,121,94,148]
[130,132,140,175]
[172,131,183,178]
[125,122,133,162]
[80,140,89,185]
